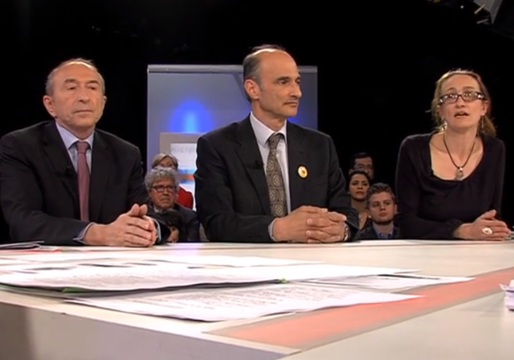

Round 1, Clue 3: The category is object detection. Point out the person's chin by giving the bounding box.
[283,108,298,118]
[448,119,479,131]
[73,112,100,124]
[377,218,393,224]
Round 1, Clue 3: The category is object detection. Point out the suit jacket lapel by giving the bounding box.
[42,122,78,206]
[286,122,306,210]
[235,117,271,214]
[89,132,113,221]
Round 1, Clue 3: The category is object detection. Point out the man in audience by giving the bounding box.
[195,44,358,243]
[0,58,169,246]
[145,166,199,241]
[358,183,400,239]
[349,152,375,180]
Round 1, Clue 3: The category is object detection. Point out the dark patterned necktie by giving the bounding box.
[266,133,287,217]
[76,141,90,221]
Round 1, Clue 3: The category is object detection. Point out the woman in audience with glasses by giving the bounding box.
[145,166,200,241]
[395,69,510,240]
[152,153,194,209]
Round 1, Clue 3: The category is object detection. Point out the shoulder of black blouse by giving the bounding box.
[399,133,434,156]
[401,132,432,145]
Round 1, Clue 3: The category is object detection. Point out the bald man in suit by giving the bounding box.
[195,45,358,243]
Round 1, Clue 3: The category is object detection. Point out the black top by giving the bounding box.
[395,133,505,239]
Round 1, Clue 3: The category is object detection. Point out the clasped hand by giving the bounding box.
[85,204,157,247]
[273,205,348,243]
[469,209,510,241]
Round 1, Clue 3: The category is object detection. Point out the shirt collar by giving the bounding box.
[55,122,94,150]
[249,112,287,147]
[372,223,394,239]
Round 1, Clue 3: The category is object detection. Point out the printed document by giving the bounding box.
[0,261,414,292]
[0,259,29,266]
[136,255,321,267]
[0,262,278,292]
[68,283,420,321]
[229,264,415,281]
[307,273,473,291]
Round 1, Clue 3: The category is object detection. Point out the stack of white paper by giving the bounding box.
[0,241,43,250]
[501,280,514,311]
[0,262,280,293]
[0,261,414,294]
[0,253,483,322]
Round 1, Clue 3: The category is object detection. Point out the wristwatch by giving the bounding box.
[342,223,350,241]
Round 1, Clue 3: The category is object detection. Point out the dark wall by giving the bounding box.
[3,0,514,240]
[495,0,514,38]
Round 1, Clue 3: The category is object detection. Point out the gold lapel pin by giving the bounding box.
[298,165,308,178]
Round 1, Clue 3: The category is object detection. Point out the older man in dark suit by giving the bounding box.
[0,58,168,246]
[195,45,358,243]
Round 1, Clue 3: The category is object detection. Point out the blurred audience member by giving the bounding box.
[349,152,374,180]
[358,183,400,239]
[145,166,199,241]
[152,153,194,209]
[347,170,371,229]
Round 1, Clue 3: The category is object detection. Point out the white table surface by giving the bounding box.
[0,240,512,360]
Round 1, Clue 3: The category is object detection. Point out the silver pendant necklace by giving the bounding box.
[442,134,475,181]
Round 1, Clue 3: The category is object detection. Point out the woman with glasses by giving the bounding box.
[144,166,200,241]
[395,69,510,240]
[151,153,194,209]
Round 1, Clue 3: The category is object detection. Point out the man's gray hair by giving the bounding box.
[144,166,179,191]
[45,57,106,95]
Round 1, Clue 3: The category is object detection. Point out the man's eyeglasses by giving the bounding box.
[354,164,373,170]
[152,185,175,193]
[439,91,485,104]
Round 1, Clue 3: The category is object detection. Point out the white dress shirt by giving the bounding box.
[55,122,94,172]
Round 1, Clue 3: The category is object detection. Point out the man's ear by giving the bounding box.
[244,79,259,100]
[42,95,56,117]
[100,95,107,111]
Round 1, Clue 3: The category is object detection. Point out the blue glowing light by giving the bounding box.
[168,99,213,133]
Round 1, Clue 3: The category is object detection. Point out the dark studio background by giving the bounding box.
[3,0,514,240]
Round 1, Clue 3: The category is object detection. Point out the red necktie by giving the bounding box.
[76,141,90,221]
